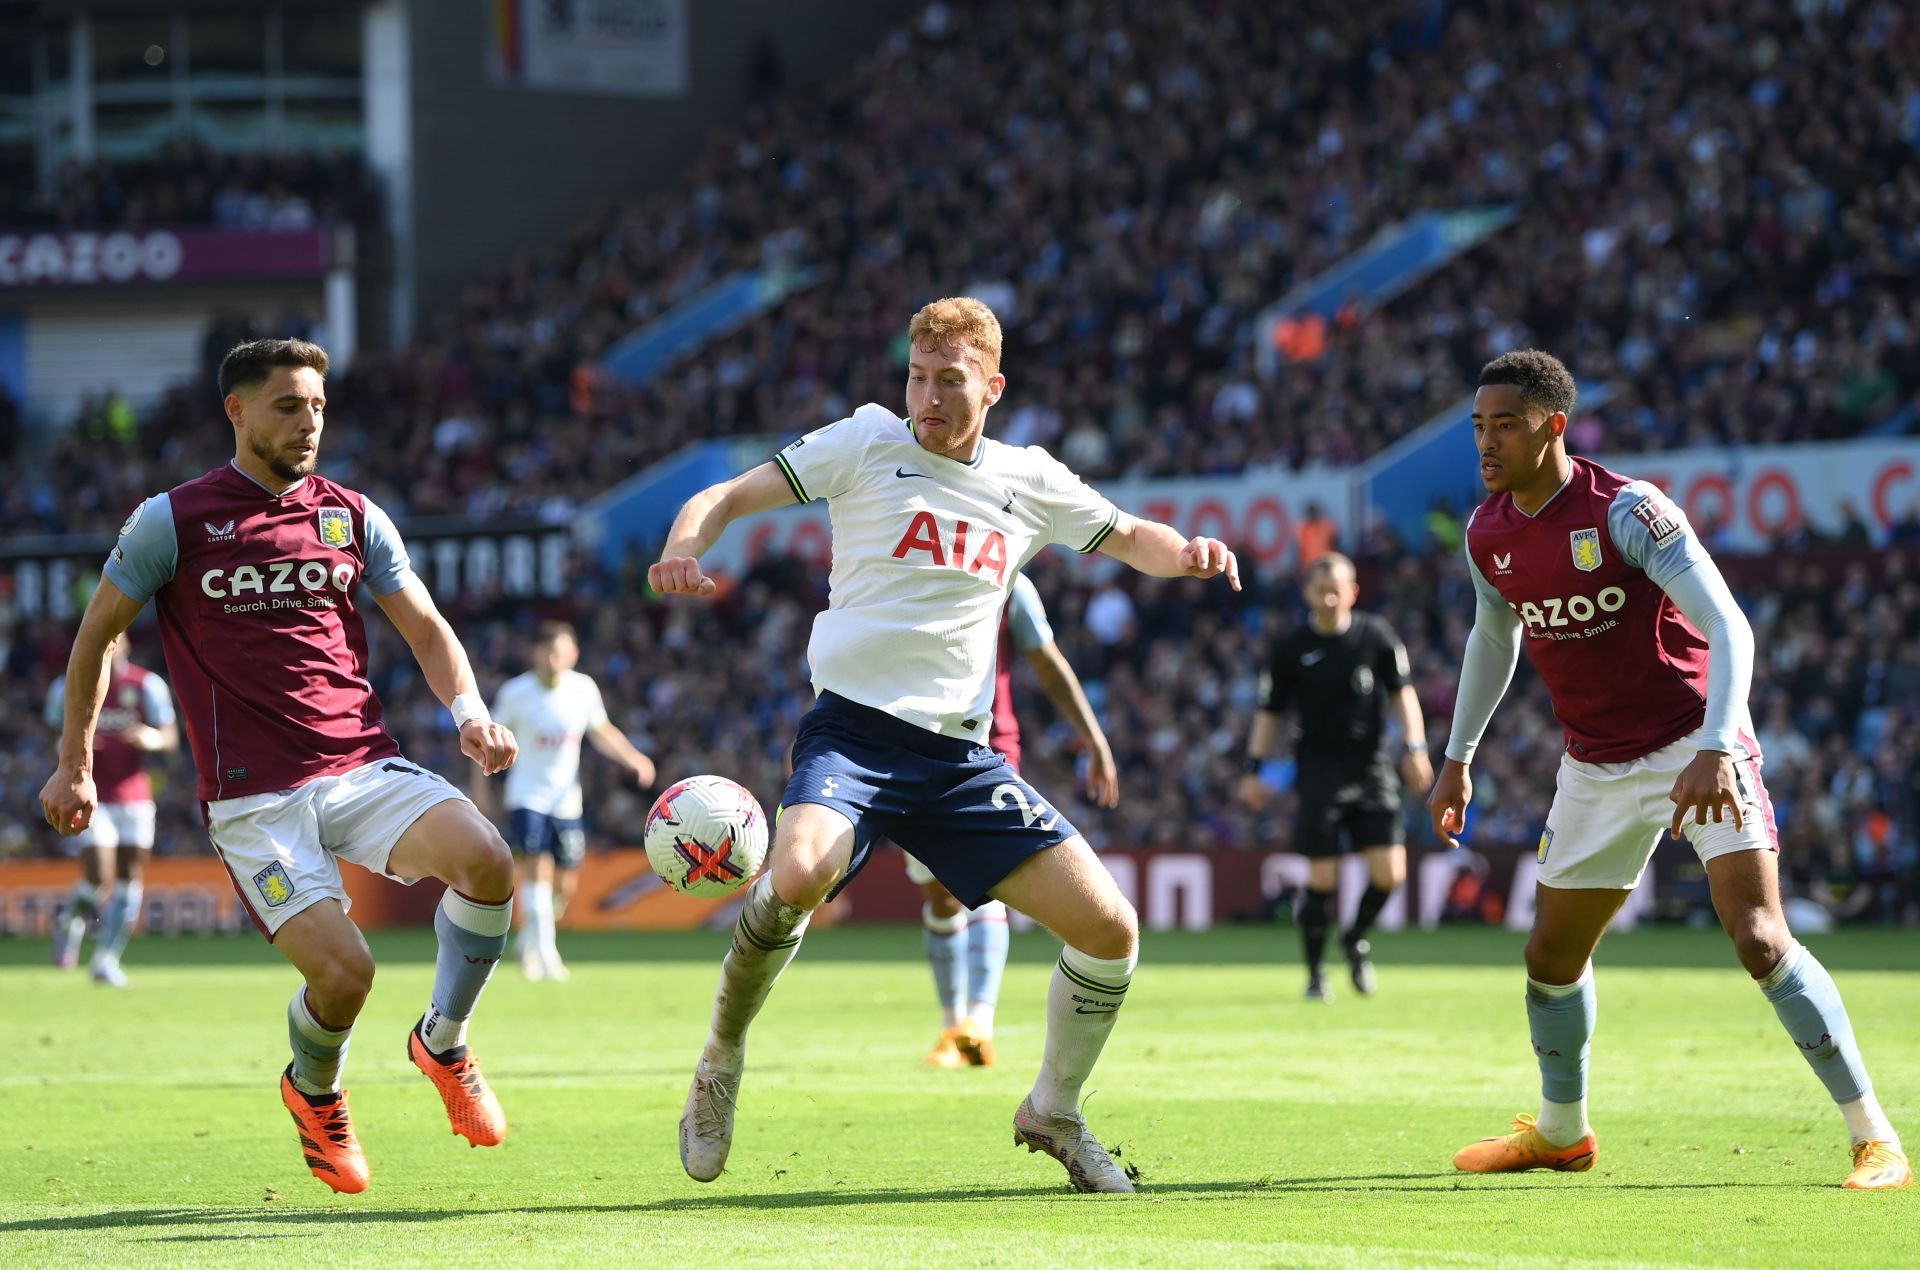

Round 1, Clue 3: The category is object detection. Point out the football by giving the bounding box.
[642,774,769,897]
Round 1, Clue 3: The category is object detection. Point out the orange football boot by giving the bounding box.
[925,1026,969,1068]
[953,1022,997,1068]
[1844,1141,1915,1190]
[408,1027,507,1147]
[1453,1113,1597,1173]
[280,1066,369,1194]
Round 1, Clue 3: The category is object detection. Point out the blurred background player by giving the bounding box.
[39,338,522,1195]
[1431,351,1910,1190]
[43,634,178,987]
[913,570,1119,1068]
[475,621,656,982]
[1242,553,1431,1001]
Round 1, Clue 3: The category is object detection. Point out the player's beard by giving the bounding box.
[250,431,318,482]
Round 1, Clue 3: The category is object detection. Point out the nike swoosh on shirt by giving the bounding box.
[895,467,934,480]
[1301,650,1326,665]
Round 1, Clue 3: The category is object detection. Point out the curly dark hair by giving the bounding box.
[1478,349,1577,417]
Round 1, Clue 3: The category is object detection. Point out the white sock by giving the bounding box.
[530,880,555,955]
[1535,1097,1590,1148]
[1840,1090,1900,1148]
[1030,944,1136,1119]
[969,1001,996,1035]
[420,1002,469,1053]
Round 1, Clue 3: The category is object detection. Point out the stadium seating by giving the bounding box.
[18,0,1920,530]
[3,1,1916,922]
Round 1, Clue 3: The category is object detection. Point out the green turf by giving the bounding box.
[3,926,1915,1266]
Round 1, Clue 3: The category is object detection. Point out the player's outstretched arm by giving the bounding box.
[38,576,147,835]
[1026,641,1119,808]
[1096,514,1240,590]
[589,721,657,789]
[375,579,518,775]
[650,463,800,597]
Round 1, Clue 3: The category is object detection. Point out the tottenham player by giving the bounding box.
[1430,350,1910,1190]
[1241,553,1431,1001]
[39,338,521,1196]
[474,621,655,982]
[44,634,178,987]
[914,571,1119,1068]
[652,297,1238,1193]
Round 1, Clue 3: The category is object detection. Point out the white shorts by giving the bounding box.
[72,801,157,852]
[1538,728,1778,890]
[207,758,467,937]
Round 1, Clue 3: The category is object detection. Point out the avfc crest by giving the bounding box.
[317,508,354,550]
[252,862,296,908]
[1569,528,1602,573]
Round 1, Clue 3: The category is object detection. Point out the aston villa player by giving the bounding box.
[40,339,522,1195]
[1429,350,1909,1190]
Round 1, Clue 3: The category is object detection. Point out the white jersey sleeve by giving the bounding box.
[773,404,890,504]
[1026,448,1121,554]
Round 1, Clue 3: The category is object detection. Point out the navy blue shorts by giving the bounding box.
[782,692,1080,908]
[507,808,587,870]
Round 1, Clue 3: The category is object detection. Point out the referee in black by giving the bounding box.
[1241,552,1433,1000]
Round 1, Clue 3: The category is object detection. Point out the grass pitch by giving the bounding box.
[2,924,1915,1266]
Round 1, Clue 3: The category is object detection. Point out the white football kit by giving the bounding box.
[491,670,609,820]
[773,403,1119,740]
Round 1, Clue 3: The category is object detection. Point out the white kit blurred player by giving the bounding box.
[474,621,655,980]
[45,634,178,986]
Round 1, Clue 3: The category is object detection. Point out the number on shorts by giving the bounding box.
[992,782,1059,832]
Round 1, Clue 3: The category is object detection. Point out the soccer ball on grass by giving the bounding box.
[642,775,769,897]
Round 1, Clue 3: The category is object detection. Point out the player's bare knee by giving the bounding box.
[1079,897,1138,961]
[769,847,836,911]
[1523,933,1584,985]
[457,828,515,902]
[1728,915,1791,978]
[309,953,374,1019]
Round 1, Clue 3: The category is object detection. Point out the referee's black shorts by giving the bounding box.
[1293,758,1402,858]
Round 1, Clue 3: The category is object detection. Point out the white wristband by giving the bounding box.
[451,691,490,730]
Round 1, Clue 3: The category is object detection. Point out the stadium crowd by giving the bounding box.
[3,531,1915,925]
[1,140,378,233]
[2,0,1917,923]
[9,0,1920,537]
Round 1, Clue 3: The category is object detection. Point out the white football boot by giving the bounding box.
[1013,1096,1135,1193]
[680,1054,743,1182]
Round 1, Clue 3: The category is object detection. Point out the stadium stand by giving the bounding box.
[17,0,1920,531]
[3,0,1916,923]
